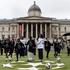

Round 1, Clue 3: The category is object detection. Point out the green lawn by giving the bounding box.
[0,49,70,70]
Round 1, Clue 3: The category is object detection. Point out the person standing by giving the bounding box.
[37,34,44,62]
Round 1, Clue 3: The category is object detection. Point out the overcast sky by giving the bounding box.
[0,0,70,19]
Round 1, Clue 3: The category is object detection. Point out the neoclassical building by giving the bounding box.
[0,2,70,39]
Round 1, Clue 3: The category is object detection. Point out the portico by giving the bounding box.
[18,22,52,38]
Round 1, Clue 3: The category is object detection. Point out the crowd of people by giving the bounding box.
[0,34,70,62]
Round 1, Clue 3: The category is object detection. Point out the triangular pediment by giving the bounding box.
[16,16,52,20]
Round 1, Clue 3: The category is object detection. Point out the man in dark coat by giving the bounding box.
[0,40,3,55]
[9,39,15,58]
[20,36,27,56]
[53,38,61,58]
[15,38,24,61]
[4,38,10,60]
[45,38,53,59]
[27,36,36,62]
[67,41,70,56]
[1,39,5,55]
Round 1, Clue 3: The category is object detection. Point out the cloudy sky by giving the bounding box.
[0,0,70,19]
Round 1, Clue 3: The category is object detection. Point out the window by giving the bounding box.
[11,26,15,32]
[2,35,5,39]
[12,34,15,39]
[8,35,10,39]
[54,27,56,30]
[12,26,14,30]
[8,27,10,31]
[2,27,4,32]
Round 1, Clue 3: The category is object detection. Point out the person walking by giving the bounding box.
[0,40,3,55]
[67,41,70,56]
[9,39,15,58]
[53,38,61,58]
[15,38,23,61]
[27,36,36,62]
[20,36,27,56]
[37,34,44,62]
[45,38,53,59]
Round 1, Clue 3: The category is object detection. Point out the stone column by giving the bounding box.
[45,24,47,38]
[26,24,28,38]
[19,24,22,37]
[57,26,60,37]
[31,24,33,37]
[40,24,42,34]
[50,24,52,38]
[9,24,10,38]
[17,24,19,38]
[59,25,61,36]
[22,24,24,37]
[36,24,38,38]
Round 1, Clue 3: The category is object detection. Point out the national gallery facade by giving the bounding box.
[0,2,70,39]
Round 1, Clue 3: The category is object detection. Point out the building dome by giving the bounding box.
[28,1,42,17]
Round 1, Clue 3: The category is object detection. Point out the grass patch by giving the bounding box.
[0,49,69,70]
